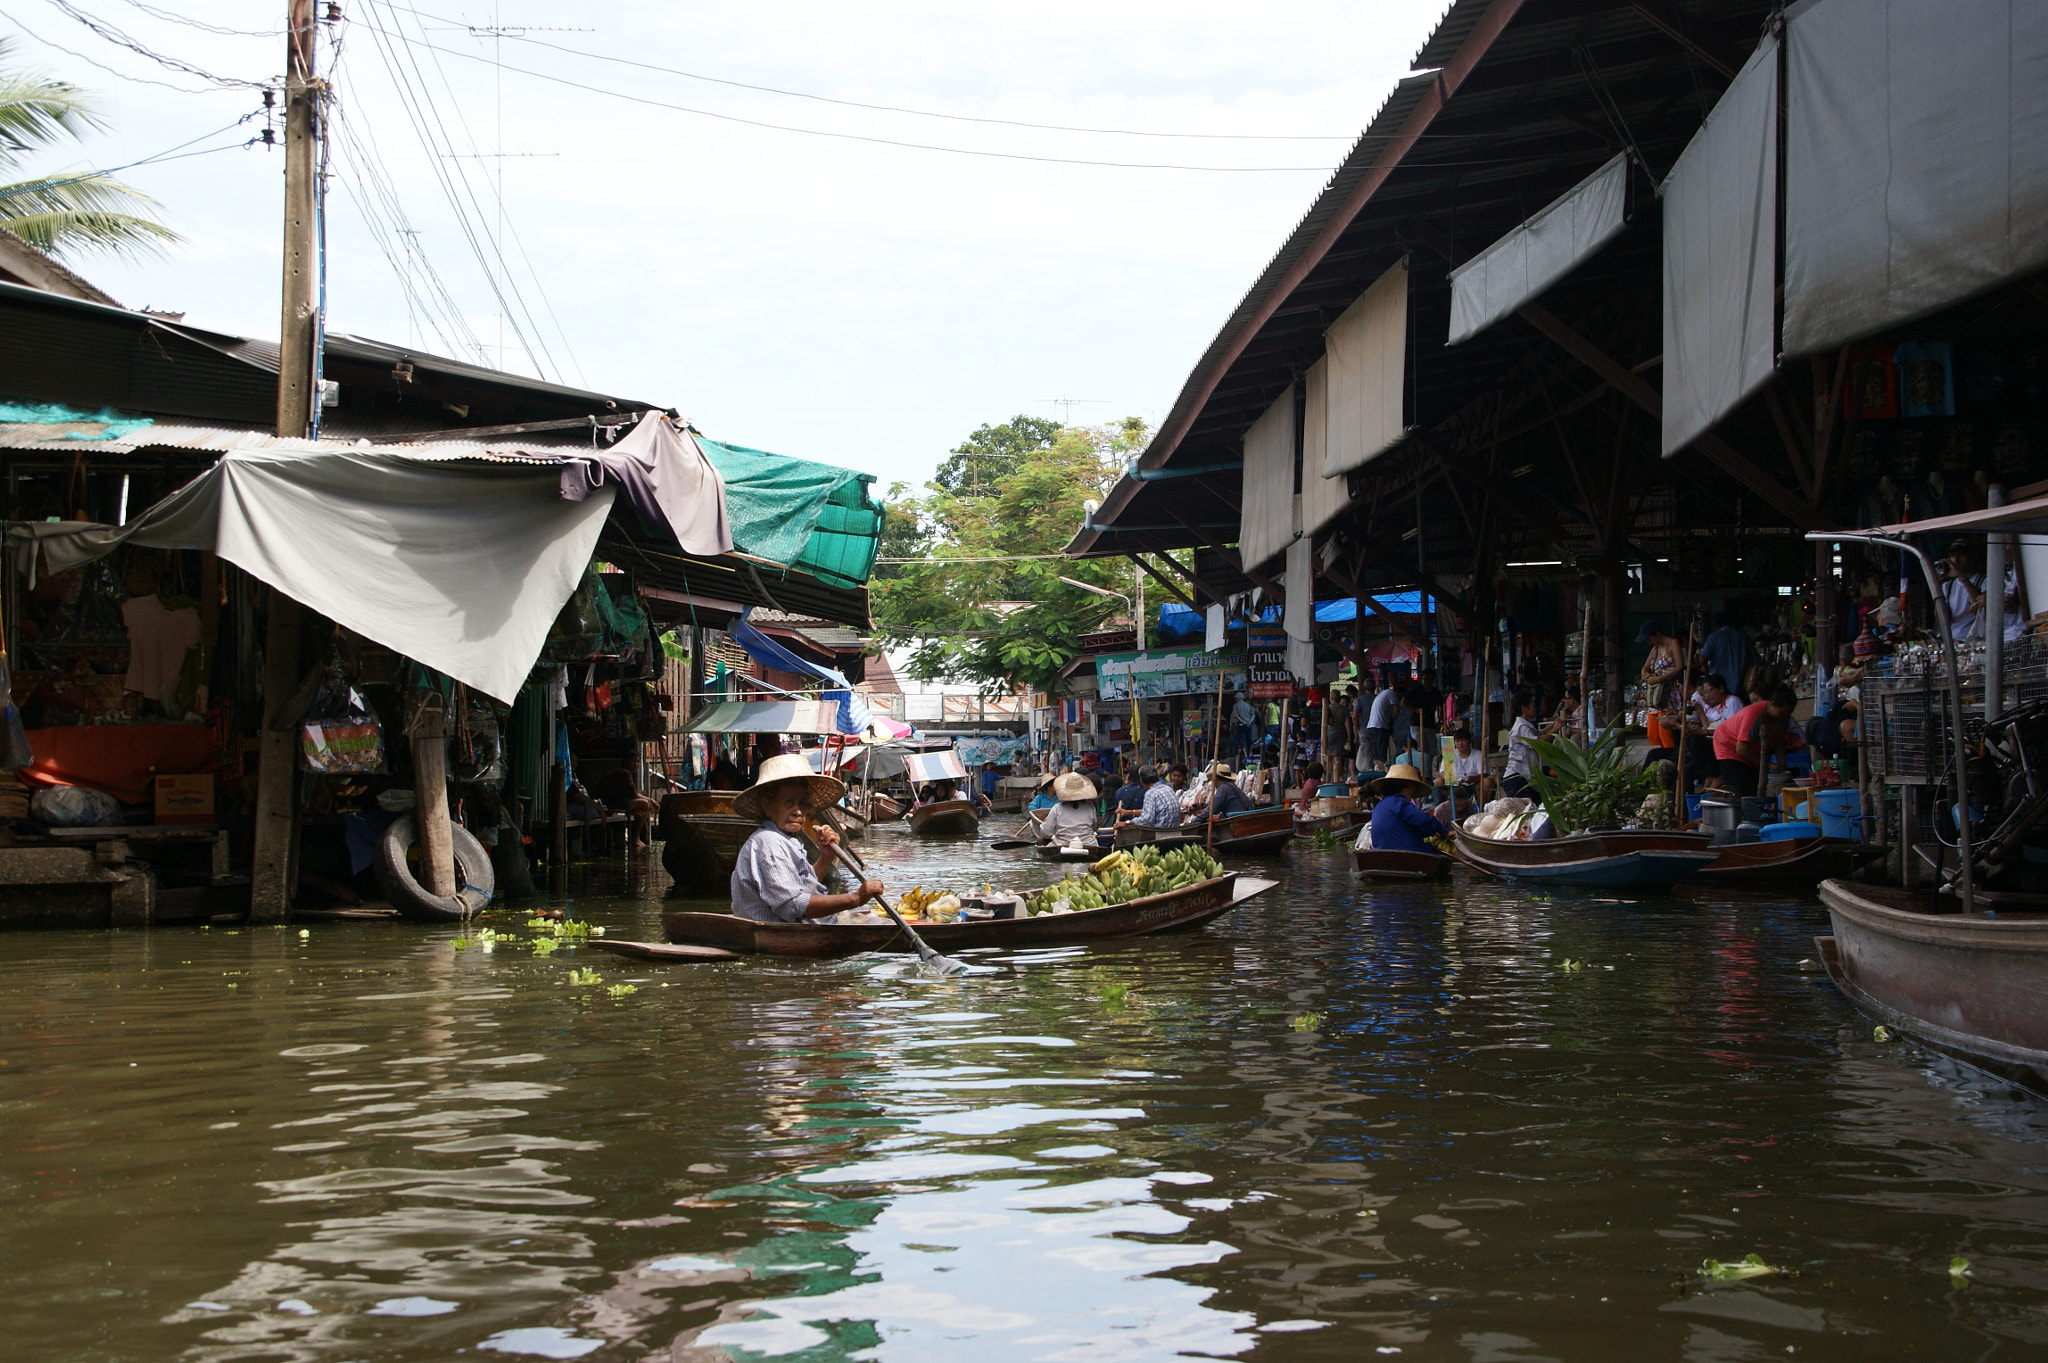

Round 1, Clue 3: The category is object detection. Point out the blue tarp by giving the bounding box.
[1155,593,1428,639]
[731,608,872,737]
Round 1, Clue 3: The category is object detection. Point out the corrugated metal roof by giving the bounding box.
[1413,0,1494,69]
[0,414,604,463]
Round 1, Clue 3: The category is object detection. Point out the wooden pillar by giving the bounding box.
[549,760,568,892]
[1602,565,1625,731]
[1815,539,1838,706]
[411,699,457,899]
[249,590,301,923]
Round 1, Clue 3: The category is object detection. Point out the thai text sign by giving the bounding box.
[1095,647,1247,703]
[1247,625,1291,699]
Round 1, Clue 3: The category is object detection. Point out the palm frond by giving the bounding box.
[1,169,179,258]
[0,41,106,173]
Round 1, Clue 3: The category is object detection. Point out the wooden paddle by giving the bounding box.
[825,841,967,976]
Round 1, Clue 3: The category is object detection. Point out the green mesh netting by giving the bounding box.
[697,436,882,588]
[0,399,155,441]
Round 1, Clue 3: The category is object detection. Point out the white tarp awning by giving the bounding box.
[1283,535,1316,683]
[681,698,851,735]
[1321,259,1408,478]
[1448,153,1629,346]
[1661,35,1780,457]
[1237,383,1296,571]
[1781,0,2048,356]
[6,449,614,703]
[1298,355,1348,536]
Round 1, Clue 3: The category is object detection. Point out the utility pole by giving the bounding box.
[252,0,322,924]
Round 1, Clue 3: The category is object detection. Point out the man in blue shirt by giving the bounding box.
[1111,766,1146,823]
[1131,765,1183,828]
[1698,613,1754,701]
[1367,763,1447,855]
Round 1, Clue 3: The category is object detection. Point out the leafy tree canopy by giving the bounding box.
[875,416,1155,694]
[929,414,1061,497]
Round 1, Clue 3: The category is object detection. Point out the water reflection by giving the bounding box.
[7,834,2048,1360]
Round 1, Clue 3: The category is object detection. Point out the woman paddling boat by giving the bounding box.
[1366,763,1450,857]
[1035,772,1101,848]
[729,754,884,924]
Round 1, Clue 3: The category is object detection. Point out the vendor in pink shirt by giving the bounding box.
[1710,684,1803,799]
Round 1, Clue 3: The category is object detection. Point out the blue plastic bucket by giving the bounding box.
[1760,821,1821,842]
[1815,788,1862,841]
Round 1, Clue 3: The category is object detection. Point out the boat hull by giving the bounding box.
[1818,879,2048,1091]
[663,873,1272,958]
[1295,810,1369,838]
[1455,827,1716,889]
[658,792,756,897]
[1034,841,1102,862]
[1693,836,1886,889]
[1209,807,1295,856]
[1113,824,1204,852]
[1353,848,1451,881]
[908,800,980,838]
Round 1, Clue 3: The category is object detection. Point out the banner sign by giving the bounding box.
[1095,647,1246,703]
[1247,625,1292,699]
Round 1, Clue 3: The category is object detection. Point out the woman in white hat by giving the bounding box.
[729,754,883,923]
[1035,772,1100,847]
[1366,763,1448,856]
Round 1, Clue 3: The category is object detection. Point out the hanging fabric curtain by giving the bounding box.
[1320,260,1408,478]
[1447,153,1629,345]
[1660,35,1780,457]
[1236,384,1296,573]
[1204,603,1225,653]
[730,608,872,737]
[1298,356,1348,537]
[1781,0,2048,356]
[1284,536,1316,684]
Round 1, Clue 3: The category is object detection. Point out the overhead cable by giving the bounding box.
[39,0,270,89]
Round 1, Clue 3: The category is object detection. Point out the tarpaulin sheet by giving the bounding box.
[1781,0,2048,356]
[731,608,871,736]
[5,450,613,704]
[697,436,882,587]
[1322,260,1408,477]
[1661,35,1779,457]
[559,411,731,556]
[679,699,847,735]
[1237,384,1296,571]
[1448,154,1628,345]
[904,749,968,784]
[17,723,216,803]
[1299,355,1348,536]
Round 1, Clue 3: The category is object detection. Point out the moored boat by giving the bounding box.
[907,799,980,838]
[1353,848,1452,881]
[1817,878,2048,1092]
[658,791,760,897]
[1295,808,1369,838]
[663,872,1276,957]
[868,792,908,822]
[1691,836,1886,890]
[1453,826,1715,889]
[1208,806,1295,855]
[1113,823,1205,852]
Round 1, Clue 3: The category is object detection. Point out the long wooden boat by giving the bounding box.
[1208,806,1295,856]
[907,799,980,838]
[1454,826,1716,889]
[1817,878,2048,1092]
[1034,841,1101,862]
[868,792,907,822]
[1113,823,1205,852]
[663,872,1276,958]
[1295,808,1369,838]
[1353,848,1452,881]
[1691,836,1887,890]
[658,791,758,897]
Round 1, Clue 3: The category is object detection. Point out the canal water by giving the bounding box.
[7,830,2048,1363]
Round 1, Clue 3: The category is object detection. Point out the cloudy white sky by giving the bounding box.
[6,0,1446,491]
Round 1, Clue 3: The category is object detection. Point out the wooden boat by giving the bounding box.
[907,799,980,838]
[1691,836,1887,890]
[657,791,758,897]
[664,873,1277,958]
[1817,878,2048,1092]
[1034,840,1103,862]
[1454,826,1716,890]
[588,939,741,963]
[1113,823,1205,852]
[1354,847,1452,881]
[1295,808,1369,838]
[1208,806,1295,856]
[868,792,907,822]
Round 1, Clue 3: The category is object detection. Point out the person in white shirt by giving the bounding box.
[1363,680,1401,769]
[1942,539,2022,644]
[1680,673,1741,790]
[1450,729,1491,802]
[1502,691,1575,800]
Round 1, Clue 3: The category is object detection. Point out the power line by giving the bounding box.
[0,116,263,204]
[38,0,270,89]
[108,0,280,38]
[390,0,1350,143]
[350,19,1341,173]
[6,12,232,94]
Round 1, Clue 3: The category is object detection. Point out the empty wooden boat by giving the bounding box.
[1208,807,1295,856]
[907,799,980,838]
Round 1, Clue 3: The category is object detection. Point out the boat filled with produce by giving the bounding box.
[1028,845,1224,916]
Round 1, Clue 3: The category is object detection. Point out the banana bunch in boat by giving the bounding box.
[895,885,963,924]
[1026,846,1224,916]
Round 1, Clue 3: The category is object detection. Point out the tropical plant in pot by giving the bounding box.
[1524,731,1671,834]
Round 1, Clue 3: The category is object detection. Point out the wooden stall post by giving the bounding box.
[249,591,302,923]
[411,697,457,899]
[549,759,568,892]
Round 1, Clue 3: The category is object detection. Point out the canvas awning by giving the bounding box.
[1447,153,1628,346]
[1850,495,2048,540]
[698,436,883,588]
[1320,259,1408,478]
[1236,384,1296,571]
[679,698,856,735]
[731,608,870,736]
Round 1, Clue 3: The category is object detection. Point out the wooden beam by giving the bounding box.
[1128,554,1196,610]
[249,590,301,923]
[1627,0,1741,79]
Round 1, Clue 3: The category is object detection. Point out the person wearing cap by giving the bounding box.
[1367,764,1448,855]
[1129,764,1182,828]
[728,754,883,923]
[1036,772,1100,847]
[1637,620,1683,712]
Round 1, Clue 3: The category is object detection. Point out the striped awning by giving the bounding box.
[679,699,847,735]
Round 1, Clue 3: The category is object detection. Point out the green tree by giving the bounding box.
[930,414,1061,497]
[0,40,179,259]
[876,416,1155,694]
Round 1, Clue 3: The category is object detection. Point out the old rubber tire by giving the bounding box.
[375,815,496,923]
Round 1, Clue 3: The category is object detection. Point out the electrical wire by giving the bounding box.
[0,115,263,204]
[38,0,270,89]
[351,18,1340,173]
[108,0,281,39]
[388,0,1348,143]
[5,12,228,94]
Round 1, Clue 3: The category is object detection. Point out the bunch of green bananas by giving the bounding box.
[1026,845,1226,915]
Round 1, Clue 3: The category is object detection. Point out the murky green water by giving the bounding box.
[6,830,2048,1362]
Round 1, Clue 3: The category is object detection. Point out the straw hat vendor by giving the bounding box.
[1367,764,1449,855]
[1036,772,1100,846]
[729,754,883,923]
